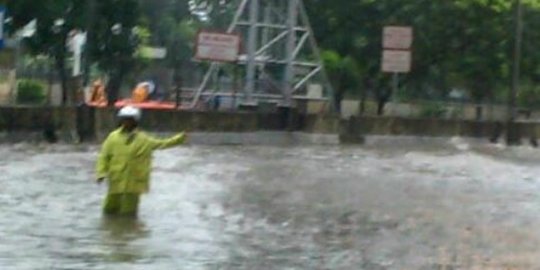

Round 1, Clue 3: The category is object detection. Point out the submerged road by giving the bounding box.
[1,139,540,269]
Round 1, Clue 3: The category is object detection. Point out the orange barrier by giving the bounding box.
[115,100,177,110]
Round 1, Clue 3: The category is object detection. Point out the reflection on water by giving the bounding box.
[1,140,540,269]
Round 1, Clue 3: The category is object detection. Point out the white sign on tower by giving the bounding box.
[195,31,241,63]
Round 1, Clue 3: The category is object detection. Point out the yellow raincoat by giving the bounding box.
[96,129,186,195]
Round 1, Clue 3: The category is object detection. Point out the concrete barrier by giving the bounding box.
[0,106,77,142]
[2,106,539,145]
[0,106,339,143]
[340,116,539,145]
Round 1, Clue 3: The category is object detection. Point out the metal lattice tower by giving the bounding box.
[190,0,334,110]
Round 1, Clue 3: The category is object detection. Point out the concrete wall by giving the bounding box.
[340,99,510,121]
[0,106,78,142]
[3,106,540,145]
[340,116,538,144]
[93,108,263,140]
[0,70,16,105]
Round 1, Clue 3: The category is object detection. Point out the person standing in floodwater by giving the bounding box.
[96,106,187,216]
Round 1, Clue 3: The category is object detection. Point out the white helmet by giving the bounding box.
[117,106,142,121]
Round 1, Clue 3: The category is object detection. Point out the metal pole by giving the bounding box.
[298,0,336,113]
[174,71,182,109]
[13,36,22,105]
[282,0,297,107]
[262,4,271,50]
[15,35,21,73]
[507,0,523,145]
[244,0,259,105]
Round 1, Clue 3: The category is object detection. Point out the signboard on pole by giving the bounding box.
[381,26,413,73]
[0,6,5,49]
[383,26,413,50]
[195,31,241,62]
[382,50,411,73]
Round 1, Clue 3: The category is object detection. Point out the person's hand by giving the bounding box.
[96,177,105,184]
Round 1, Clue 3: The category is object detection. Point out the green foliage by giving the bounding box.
[16,79,46,105]
[322,51,360,93]
[518,81,540,109]
[418,102,447,119]
[139,0,199,71]
[321,50,363,110]
[10,0,540,111]
[304,0,540,112]
[90,0,142,72]
[190,0,238,28]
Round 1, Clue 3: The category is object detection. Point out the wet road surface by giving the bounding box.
[1,139,540,269]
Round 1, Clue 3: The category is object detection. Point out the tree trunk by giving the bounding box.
[334,90,344,114]
[377,99,386,116]
[106,68,125,107]
[359,87,367,115]
[376,92,391,116]
[56,53,68,106]
[475,104,483,121]
[173,66,183,108]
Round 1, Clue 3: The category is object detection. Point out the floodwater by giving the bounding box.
[2,138,540,269]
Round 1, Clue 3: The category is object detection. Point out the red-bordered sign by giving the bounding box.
[195,31,241,62]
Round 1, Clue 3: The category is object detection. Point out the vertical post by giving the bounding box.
[15,35,21,74]
[262,4,271,48]
[282,0,297,107]
[244,0,259,105]
[233,65,239,110]
[13,35,22,105]
[72,34,82,77]
[507,0,523,145]
[174,72,182,109]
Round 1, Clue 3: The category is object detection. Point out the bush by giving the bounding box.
[518,82,540,109]
[418,102,447,118]
[17,79,46,104]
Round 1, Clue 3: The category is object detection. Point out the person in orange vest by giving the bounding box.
[90,79,107,104]
[131,81,156,103]
[132,83,149,103]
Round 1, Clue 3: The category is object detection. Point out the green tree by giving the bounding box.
[139,0,198,99]
[304,0,521,116]
[88,0,144,105]
[191,0,238,28]
[7,0,86,105]
[321,50,360,113]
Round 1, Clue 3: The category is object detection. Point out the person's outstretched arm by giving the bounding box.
[141,132,187,151]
